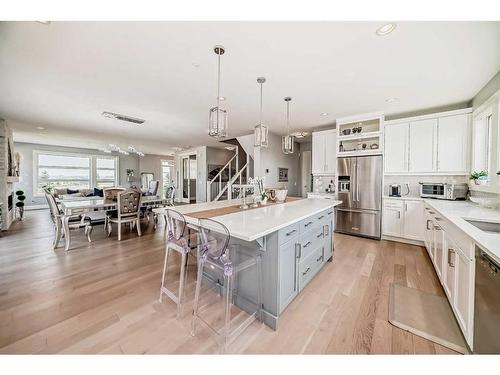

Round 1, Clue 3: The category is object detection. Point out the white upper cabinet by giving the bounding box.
[409,118,437,173]
[312,130,336,175]
[384,122,409,173]
[384,109,471,175]
[437,114,470,173]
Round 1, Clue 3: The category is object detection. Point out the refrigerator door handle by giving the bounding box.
[356,159,360,202]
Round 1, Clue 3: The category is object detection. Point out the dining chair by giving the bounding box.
[191,218,263,353]
[44,190,89,249]
[106,189,142,241]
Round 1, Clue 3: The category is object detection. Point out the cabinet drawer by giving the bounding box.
[299,246,324,291]
[299,225,325,260]
[383,199,404,209]
[300,216,317,234]
[278,223,300,246]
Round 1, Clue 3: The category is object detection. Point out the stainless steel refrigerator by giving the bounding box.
[335,155,382,239]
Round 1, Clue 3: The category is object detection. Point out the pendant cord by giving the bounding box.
[286,101,290,136]
[217,53,221,108]
[259,82,263,125]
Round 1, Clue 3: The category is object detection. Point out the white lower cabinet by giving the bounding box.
[382,198,424,241]
[424,202,475,349]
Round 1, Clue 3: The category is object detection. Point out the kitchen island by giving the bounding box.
[154,197,342,329]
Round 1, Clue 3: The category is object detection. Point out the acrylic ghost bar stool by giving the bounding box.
[191,217,263,353]
[159,209,198,318]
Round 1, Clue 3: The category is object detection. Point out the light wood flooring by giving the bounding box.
[0,209,458,354]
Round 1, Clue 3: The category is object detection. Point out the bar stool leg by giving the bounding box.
[159,246,171,302]
[222,273,233,353]
[191,257,204,336]
[177,252,187,319]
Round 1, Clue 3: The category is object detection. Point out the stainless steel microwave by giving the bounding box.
[419,182,468,200]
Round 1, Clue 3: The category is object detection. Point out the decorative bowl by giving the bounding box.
[275,189,288,203]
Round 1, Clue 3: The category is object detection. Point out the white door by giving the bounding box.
[454,249,473,340]
[409,119,437,173]
[300,151,312,197]
[312,133,325,175]
[382,200,403,237]
[384,122,409,173]
[403,200,424,241]
[437,114,469,173]
[324,131,337,174]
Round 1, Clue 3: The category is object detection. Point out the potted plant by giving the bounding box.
[15,190,26,220]
[261,191,269,205]
[470,170,488,185]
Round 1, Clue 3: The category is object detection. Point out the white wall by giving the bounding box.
[254,132,300,196]
[139,154,174,197]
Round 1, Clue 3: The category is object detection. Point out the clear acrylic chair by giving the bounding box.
[191,218,263,353]
[159,209,198,318]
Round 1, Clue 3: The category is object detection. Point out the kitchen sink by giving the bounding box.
[464,219,500,234]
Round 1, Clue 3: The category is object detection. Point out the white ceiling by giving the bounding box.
[1,21,500,155]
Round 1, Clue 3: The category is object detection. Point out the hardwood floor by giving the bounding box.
[0,209,458,354]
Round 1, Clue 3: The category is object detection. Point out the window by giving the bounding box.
[34,151,119,195]
[161,159,174,198]
[472,110,492,173]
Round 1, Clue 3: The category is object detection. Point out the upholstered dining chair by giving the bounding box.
[103,187,126,201]
[146,180,160,196]
[44,190,89,250]
[106,189,142,241]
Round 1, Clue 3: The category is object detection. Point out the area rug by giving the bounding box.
[388,283,468,354]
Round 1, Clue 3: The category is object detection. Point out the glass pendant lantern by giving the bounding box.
[208,45,228,139]
[254,77,269,147]
[281,97,294,154]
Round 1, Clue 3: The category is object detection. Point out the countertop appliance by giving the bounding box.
[389,184,401,197]
[419,182,468,200]
[335,155,382,239]
[474,247,500,353]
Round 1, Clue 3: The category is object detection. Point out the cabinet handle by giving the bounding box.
[302,267,311,276]
[426,219,432,230]
[303,241,312,248]
[316,255,324,262]
[286,229,297,236]
[448,248,456,267]
[295,243,301,259]
[429,211,435,214]
[405,203,408,212]
[398,211,401,219]
[316,232,324,238]
[435,217,442,221]
[318,215,325,220]
[327,211,333,215]
[304,221,313,227]
[434,226,441,231]
[323,224,329,236]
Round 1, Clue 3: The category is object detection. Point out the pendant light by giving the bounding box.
[208,45,228,139]
[281,97,294,154]
[254,77,269,147]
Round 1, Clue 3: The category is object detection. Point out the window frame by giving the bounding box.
[161,159,174,199]
[33,150,119,197]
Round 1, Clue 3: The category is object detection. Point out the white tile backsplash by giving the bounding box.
[313,175,336,194]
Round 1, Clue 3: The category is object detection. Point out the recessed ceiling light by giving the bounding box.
[36,126,45,130]
[218,96,226,101]
[320,112,328,116]
[192,63,200,68]
[385,97,398,103]
[224,146,236,151]
[376,23,397,36]
[36,21,51,25]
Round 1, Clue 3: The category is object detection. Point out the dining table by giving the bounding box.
[58,195,169,251]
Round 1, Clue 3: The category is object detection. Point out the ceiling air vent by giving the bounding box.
[102,111,145,125]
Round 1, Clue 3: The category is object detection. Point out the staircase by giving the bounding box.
[206,135,254,202]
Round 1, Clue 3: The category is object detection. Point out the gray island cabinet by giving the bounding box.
[154,198,341,330]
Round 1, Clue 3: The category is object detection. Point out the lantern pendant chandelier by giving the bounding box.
[281,97,294,154]
[254,77,269,147]
[208,45,228,139]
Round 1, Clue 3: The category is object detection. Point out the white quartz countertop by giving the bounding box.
[154,198,342,242]
[383,195,424,201]
[424,199,500,263]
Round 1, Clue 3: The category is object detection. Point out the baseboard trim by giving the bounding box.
[382,235,425,247]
